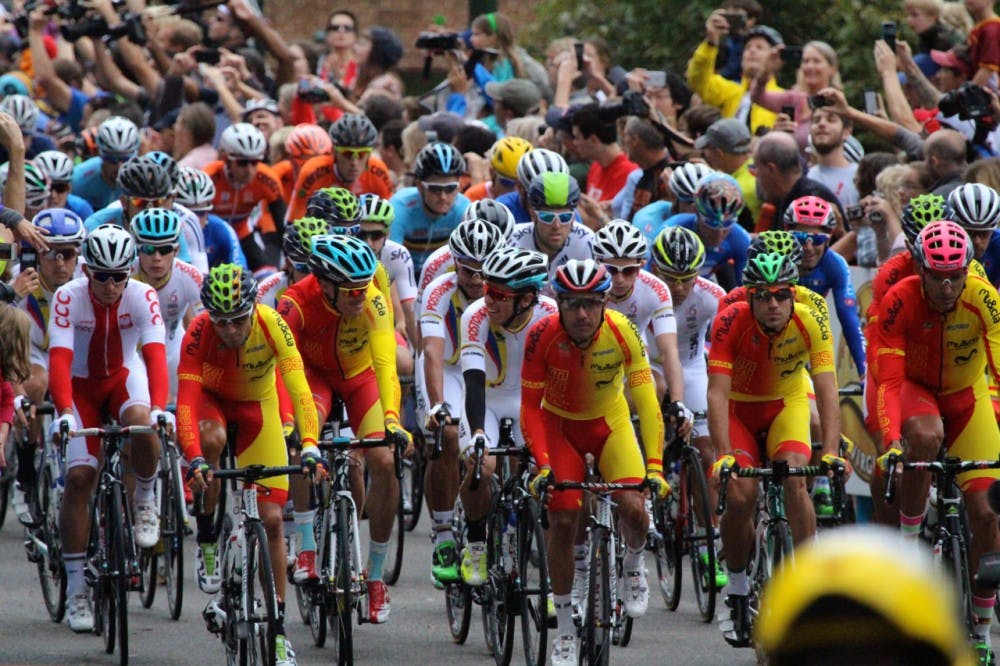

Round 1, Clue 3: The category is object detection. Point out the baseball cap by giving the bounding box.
[152,107,181,132]
[695,118,752,154]
[417,112,466,143]
[485,78,542,117]
[930,48,971,79]
[746,25,784,47]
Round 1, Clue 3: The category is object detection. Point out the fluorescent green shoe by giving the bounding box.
[460,542,487,587]
[274,634,297,666]
[432,540,460,584]
[700,551,728,590]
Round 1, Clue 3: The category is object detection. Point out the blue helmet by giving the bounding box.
[694,172,744,228]
[145,150,180,188]
[307,234,378,283]
[129,207,181,245]
[32,208,85,245]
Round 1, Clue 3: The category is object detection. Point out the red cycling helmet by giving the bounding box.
[783,195,836,230]
[913,220,972,272]
[552,259,612,295]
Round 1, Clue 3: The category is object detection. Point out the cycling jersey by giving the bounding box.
[272,159,294,202]
[20,276,77,369]
[203,160,286,239]
[797,248,864,375]
[632,200,675,244]
[605,270,677,359]
[256,271,289,308]
[417,245,453,302]
[977,229,1000,286]
[285,155,393,223]
[70,156,119,211]
[66,193,94,220]
[495,190,530,223]
[203,212,249,270]
[389,187,469,274]
[378,239,417,304]
[421,272,475,367]
[510,221,595,296]
[137,259,203,344]
[674,277,726,368]
[667,213,750,285]
[83,201,207,272]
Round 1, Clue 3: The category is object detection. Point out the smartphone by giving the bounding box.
[723,12,745,31]
[779,46,803,65]
[646,70,667,89]
[882,21,897,52]
[781,105,796,119]
[19,246,36,272]
[863,90,878,115]
[845,205,864,222]
[193,49,221,65]
[574,42,585,71]
[0,242,15,262]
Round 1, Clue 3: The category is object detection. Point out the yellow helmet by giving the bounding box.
[756,526,974,666]
[490,136,534,179]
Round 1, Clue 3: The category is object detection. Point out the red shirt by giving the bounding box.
[585,152,638,202]
[969,18,1000,74]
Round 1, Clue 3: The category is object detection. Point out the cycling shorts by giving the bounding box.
[543,407,645,512]
[728,396,812,470]
[414,354,463,432]
[200,391,290,506]
[459,388,524,450]
[67,360,150,471]
[901,378,1000,493]
[306,365,385,440]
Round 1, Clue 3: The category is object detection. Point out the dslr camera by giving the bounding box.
[939,83,993,121]
[596,91,650,123]
[415,32,460,53]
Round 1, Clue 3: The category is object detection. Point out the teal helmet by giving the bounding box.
[308,234,378,283]
[129,207,181,245]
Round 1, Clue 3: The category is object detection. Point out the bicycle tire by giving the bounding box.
[307,503,329,646]
[684,450,717,622]
[651,493,681,611]
[585,527,611,666]
[518,499,549,666]
[331,496,354,665]
[162,445,185,620]
[485,496,514,665]
[948,534,974,635]
[383,488,405,586]
[103,487,129,664]
[445,497,472,645]
[36,464,66,622]
[139,546,157,609]
[240,520,279,666]
[402,445,425,532]
[611,534,632,648]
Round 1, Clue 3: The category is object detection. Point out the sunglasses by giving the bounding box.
[290,261,310,273]
[51,182,70,194]
[330,224,362,236]
[421,181,460,195]
[484,283,518,302]
[924,269,967,285]
[328,23,355,32]
[43,247,79,261]
[603,264,641,277]
[536,210,575,225]
[229,158,261,167]
[335,147,373,159]
[358,229,387,242]
[139,244,177,256]
[791,230,831,246]
[129,196,168,209]
[339,282,370,298]
[456,262,484,279]
[101,153,133,164]
[558,296,605,311]
[210,312,252,327]
[656,269,698,284]
[750,287,794,303]
[92,271,130,283]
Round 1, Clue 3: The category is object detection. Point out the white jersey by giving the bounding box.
[20,284,57,369]
[417,245,454,304]
[48,277,166,379]
[510,222,594,296]
[175,202,208,274]
[420,272,475,366]
[141,259,203,343]
[460,295,558,393]
[379,239,418,303]
[606,270,677,356]
[673,276,725,367]
[255,271,290,309]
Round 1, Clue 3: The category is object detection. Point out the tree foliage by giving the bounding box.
[522,0,906,103]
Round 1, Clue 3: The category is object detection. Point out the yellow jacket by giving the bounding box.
[686,41,783,134]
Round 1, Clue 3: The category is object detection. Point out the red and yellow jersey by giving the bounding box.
[707,297,835,402]
[286,155,393,223]
[876,273,1000,442]
[175,305,319,459]
[521,309,664,470]
[203,160,286,239]
[276,275,400,420]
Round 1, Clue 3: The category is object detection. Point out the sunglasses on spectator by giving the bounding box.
[51,182,70,194]
[92,271,129,284]
[421,181,460,195]
[328,23,355,32]
[229,158,261,167]
[338,281,370,298]
[603,264,642,277]
[749,286,794,303]
[484,283,519,302]
[335,147,373,159]
[43,247,79,261]
[536,210,575,225]
[456,262,484,279]
[791,230,831,246]
[558,296,605,311]
[358,229,387,242]
[130,196,168,209]
[139,244,177,256]
[210,312,252,327]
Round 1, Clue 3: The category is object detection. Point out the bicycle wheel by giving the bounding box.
[585,527,611,666]
[139,545,157,609]
[240,521,279,666]
[330,497,354,665]
[651,492,681,611]
[402,445,425,532]
[445,498,472,645]
[483,502,514,665]
[36,464,66,622]
[162,447,185,620]
[518,499,549,666]
[948,535,974,635]
[307,507,328,646]
[383,488,405,586]
[105,488,130,665]
[611,534,632,648]
[684,451,717,622]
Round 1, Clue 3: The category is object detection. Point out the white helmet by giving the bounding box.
[448,219,506,263]
[219,122,266,160]
[592,219,649,261]
[174,167,216,211]
[83,223,136,271]
[948,183,1000,231]
[0,94,38,134]
[96,116,140,157]
[668,162,714,203]
[516,148,569,189]
[462,198,516,240]
[34,150,74,182]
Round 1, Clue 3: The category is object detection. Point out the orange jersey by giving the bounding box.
[272,159,295,202]
[876,273,1000,442]
[175,305,319,459]
[521,309,664,470]
[276,275,400,420]
[463,181,492,202]
[286,155,393,222]
[708,299,836,402]
[203,160,285,239]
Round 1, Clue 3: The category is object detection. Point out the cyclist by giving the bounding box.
[948,183,1000,285]
[0,94,55,160]
[48,224,170,633]
[256,216,330,308]
[522,259,666,665]
[11,208,86,526]
[464,136,534,202]
[286,114,392,222]
[496,147,570,223]
[633,161,714,243]
[70,116,140,211]
[34,150,94,219]
[173,166,249,270]
[276,235,411,623]
[181,264,323,666]
[389,142,470,274]
[203,123,287,273]
[22,161,53,225]
[874,220,1000,661]
[420,219,504,585]
[782,195,866,377]
[273,123,332,202]
[510,172,595,292]
[457,246,555,586]
[128,208,203,402]
[707,252,843,648]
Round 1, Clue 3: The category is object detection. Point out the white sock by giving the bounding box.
[726,569,749,596]
[135,473,157,505]
[554,594,574,635]
[622,545,644,571]
[432,511,454,544]
[65,552,86,598]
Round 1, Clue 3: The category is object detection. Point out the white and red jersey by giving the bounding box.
[672,276,725,367]
[420,273,475,367]
[606,270,677,355]
[141,259,204,343]
[47,277,168,413]
[460,295,557,393]
[379,239,418,304]
[256,271,290,309]
[417,245,454,305]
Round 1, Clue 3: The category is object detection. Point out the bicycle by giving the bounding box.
[400,374,425,533]
[78,422,163,666]
[715,456,846,650]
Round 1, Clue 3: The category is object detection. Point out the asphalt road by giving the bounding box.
[0,502,756,665]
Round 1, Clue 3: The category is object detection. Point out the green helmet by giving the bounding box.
[283,216,331,263]
[742,252,798,286]
[651,226,705,276]
[749,230,803,266]
[901,193,951,244]
[358,193,395,226]
[201,263,257,317]
[307,186,361,224]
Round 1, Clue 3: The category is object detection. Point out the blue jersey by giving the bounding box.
[668,214,751,285]
[84,202,195,266]
[71,156,119,211]
[799,249,866,375]
[496,190,530,224]
[389,187,469,274]
[632,200,675,244]
[977,229,1000,287]
[66,194,94,220]
[203,213,248,269]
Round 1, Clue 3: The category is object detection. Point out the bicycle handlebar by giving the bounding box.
[74,425,158,438]
[716,460,846,516]
[884,454,1000,504]
[212,464,305,481]
[537,478,648,530]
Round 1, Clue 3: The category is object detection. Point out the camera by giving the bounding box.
[415,32,460,53]
[808,94,832,110]
[596,91,650,123]
[939,82,993,121]
[845,205,864,222]
[297,78,330,104]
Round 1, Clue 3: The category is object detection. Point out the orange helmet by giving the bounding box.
[284,123,332,162]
